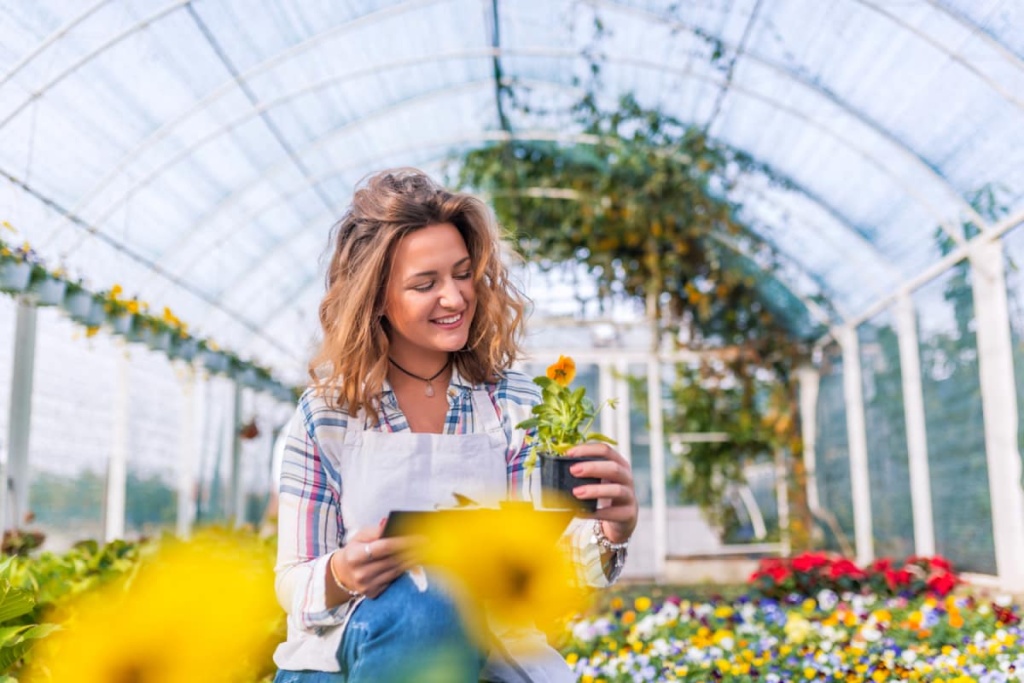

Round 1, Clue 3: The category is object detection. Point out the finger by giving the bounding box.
[347,519,388,543]
[566,443,630,467]
[572,483,633,503]
[363,565,409,599]
[569,460,633,484]
[350,556,408,588]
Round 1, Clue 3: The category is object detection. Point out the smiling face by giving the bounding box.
[383,222,477,366]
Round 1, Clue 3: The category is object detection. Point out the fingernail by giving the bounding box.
[573,487,584,496]
[570,465,583,475]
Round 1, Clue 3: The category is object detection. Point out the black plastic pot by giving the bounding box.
[538,451,603,512]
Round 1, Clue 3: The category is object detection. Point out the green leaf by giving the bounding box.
[585,432,617,445]
[0,585,34,623]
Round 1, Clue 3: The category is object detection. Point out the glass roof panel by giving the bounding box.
[3,0,1024,380]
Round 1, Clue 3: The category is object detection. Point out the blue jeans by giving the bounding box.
[274,573,484,683]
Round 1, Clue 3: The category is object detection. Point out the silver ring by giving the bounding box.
[364,543,373,560]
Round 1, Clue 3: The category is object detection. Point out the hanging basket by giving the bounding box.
[170,336,200,362]
[145,328,172,353]
[109,311,136,336]
[28,273,67,306]
[82,298,106,328]
[236,366,261,388]
[62,289,93,320]
[200,349,229,375]
[0,261,32,294]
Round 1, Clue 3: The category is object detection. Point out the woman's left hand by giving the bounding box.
[566,443,638,543]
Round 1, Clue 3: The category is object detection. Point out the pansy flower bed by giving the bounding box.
[562,555,1023,682]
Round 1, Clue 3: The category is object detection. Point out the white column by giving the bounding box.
[775,446,791,556]
[230,382,244,526]
[105,349,129,541]
[614,360,632,466]
[176,367,200,537]
[598,361,617,445]
[797,364,821,515]
[970,239,1024,589]
[895,293,936,556]
[646,357,667,578]
[5,302,37,530]
[840,326,874,565]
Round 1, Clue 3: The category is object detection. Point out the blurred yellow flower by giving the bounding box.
[1,220,15,232]
[634,596,651,612]
[413,506,585,648]
[28,531,280,683]
[546,355,576,387]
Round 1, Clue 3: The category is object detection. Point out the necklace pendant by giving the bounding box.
[425,382,435,398]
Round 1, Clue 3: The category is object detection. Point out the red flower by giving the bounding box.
[884,568,913,591]
[827,558,865,580]
[926,571,957,597]
[792,552,831,573]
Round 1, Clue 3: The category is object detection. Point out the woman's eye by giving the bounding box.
[413,282,433,292]
[454,271,472,280]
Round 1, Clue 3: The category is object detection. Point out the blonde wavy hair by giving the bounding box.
[309,168,528,420]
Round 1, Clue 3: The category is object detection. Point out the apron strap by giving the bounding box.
[469,387,505,435]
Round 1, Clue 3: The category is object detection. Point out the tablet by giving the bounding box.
[381,504,575,542]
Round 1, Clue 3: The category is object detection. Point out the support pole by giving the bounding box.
[176,367,199,537]
[5,302,37,531]
[647,357,667,579]
[970,239,1024,589]
[895,293,936,556]
[797,365,821,515]
[230,382,244,526]
[105,348,129,541]
[840,326,874,565]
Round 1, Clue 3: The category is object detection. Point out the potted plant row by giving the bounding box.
[2,234,293,400]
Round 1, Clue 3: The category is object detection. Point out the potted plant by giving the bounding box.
[61,278,94,320]
[27,264,67,306]
[516,355,617,512]
[0,239,35,294]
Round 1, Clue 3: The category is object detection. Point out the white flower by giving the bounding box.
[817,589,839,612]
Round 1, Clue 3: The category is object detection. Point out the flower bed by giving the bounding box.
[562,591,1023,682]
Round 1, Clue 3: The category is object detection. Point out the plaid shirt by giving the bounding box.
[273,367,621,670]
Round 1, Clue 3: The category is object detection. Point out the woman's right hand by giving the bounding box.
[328,520,419,600]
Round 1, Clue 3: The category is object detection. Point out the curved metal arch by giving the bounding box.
[67,47,966,265]
[592,0,986,234]
[149,94,899,303]
[924,0,1024,75]
[224,135,902,331]
[249,179,838,334]
[0,0,191,131]
[37,0,460,242]
[852,0,1024,119]
[0,0,114,89]
[204,160,854,328]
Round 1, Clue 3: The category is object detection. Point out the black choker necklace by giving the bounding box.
[388,357,450,397]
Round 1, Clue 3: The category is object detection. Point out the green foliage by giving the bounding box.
[0,540,140,675]
[517,375,617,462]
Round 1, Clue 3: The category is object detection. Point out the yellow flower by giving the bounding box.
[110,283,123,300]
[413,506,585,648]
[546,355,576,386]
[85,326,100,338]
[29,531,279,683]
[1,220,15,232]
[634,596,651,612]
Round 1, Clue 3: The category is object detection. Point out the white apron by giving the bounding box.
[336,388,574,683]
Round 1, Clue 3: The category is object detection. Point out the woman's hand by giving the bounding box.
[566,443,638,544]
[328,520,419,601]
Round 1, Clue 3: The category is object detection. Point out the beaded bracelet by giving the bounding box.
[592,520,629,569]
[328,551,363,599]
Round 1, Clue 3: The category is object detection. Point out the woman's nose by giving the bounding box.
[438,279,465,307]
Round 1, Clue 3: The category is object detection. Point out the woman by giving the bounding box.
[273,169,638,682]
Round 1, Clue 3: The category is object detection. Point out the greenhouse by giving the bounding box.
[2,1,1024,681]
